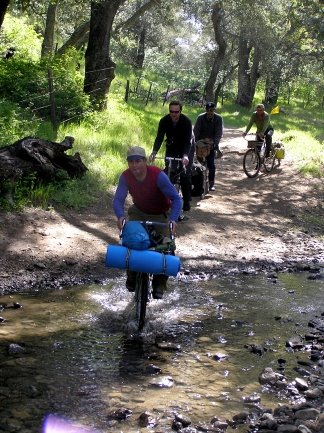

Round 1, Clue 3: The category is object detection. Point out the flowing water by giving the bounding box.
[0,271,323,433]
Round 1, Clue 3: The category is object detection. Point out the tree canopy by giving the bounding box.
[0,0,322,111]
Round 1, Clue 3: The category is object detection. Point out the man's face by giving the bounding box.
[206,107,214,119]
[127,158,147,180]
[256,107,265,116]
[169,104,181,122]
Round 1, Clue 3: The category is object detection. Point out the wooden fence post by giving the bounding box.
[145,82,152,106]
[125,79,130,102]
[47,68,57,132]
[163,84,170,105]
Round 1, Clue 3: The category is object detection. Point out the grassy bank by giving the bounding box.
[0,94,323,210]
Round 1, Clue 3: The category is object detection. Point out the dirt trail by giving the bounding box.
[0,128,323,293]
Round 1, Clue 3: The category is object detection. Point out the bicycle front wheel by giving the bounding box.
[263,148,276,173]
[135,272,149,331]
[243,149,261,178]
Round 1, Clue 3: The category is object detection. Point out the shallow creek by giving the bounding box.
[0,271,323,433]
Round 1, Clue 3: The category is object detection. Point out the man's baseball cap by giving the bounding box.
[206,102,215,109]
[126,146,146,161]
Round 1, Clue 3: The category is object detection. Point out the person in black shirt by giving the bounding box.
[193,102,223,191]
[150,100,194,211]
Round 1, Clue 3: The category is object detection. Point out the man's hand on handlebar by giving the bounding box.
[117,216,126,231]
[169,220,177,236]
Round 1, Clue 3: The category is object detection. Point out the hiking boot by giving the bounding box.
[126,271,136,292]
[152,275,168,299]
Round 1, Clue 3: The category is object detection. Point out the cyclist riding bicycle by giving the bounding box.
[112,146,182,299]
[149,100,194,212]
[242,103,274,157]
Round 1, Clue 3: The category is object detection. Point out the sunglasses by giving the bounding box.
[169,110,180,114]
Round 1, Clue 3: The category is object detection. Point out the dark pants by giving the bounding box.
[257,128,274,157]
[206,148,216,184]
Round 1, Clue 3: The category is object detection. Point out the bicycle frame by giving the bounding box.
[155,156,186,190]
[243,135,276,178]
[120,220,176,331]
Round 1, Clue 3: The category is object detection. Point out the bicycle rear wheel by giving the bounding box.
[243,149,261,178]
[135,272,149,331]
[263,147,276,172]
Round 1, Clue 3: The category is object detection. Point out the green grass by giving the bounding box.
[1,86,323,210]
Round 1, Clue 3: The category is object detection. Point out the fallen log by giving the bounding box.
[0,136,88,183]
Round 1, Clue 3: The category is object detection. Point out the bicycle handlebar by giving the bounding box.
[154,156,186,174]
[120,219,175,241]
[243,133,265,143]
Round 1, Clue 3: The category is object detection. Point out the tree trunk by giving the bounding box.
[84,0,126,109]
[56,21,90,55]
[135,26,146,69]
[0,136,87,184]
[41,0,60,57]
[250,45,261,102]
[236,32,253,107]
[0,0,10,31]
[264,67,281,107]
[204,3,227,103]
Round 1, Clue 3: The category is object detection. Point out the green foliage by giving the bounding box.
[0,15,91,123]
[0,4,323,211]
[0,100,41,146]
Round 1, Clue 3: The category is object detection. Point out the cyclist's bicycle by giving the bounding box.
[156,156,186,220]
[195,139,212,198]
[120,220,176,332]
[243,135,276,178]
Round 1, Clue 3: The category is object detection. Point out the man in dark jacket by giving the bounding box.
[193,102,223,191]
[150,100,194,212]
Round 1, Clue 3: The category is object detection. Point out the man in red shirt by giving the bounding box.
[113,146,182,299]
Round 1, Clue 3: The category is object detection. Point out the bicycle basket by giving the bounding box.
[247,140,262,149]
[196,139,212,158]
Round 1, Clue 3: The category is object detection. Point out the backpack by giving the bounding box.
[121,221,151,250]
[191,162,205,197]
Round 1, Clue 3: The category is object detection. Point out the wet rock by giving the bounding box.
[296,425,312,433]
[294,407,320,420]
[106,407,133,421]
[232,411,249,423]
[138,411,158,427]
[242,393,261,404]
[156,341,181,351]
[294,377,309,391]
[308,317,324,332]
[178,427,198,433]
[8,343,25,354]
[145,363,162,374]
[277,424,299,432]
[286,336,304,349]
[259,367,286,386]
[304,387,323,399]
[172,420,183,431]
[211,352,229,361]
[149,375,174,388]
[174,412,191,427]
[245,343,267,356]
